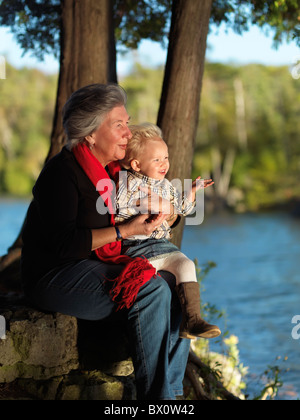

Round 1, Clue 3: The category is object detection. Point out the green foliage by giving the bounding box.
[121,62,164,123]
[253,356,291,400]
[0,62,57,196]
[0,0,172,58]
[0,0,299,59]
[0,0,61,59]
[254,364,283,400]
[122,61,300,212]
[195,62,300,211]
[211,0,300,47]
[4,159,34,196]
[1,59,300,210]
[191,335,248,399]
[114,0,172,50]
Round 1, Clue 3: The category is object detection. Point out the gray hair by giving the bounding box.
[62,83,127,150]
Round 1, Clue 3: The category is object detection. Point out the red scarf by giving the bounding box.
[73,143,156,310]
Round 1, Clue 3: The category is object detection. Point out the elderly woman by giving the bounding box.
[21,84,190,400]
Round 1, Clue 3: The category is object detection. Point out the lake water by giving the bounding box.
[1,199,300,399]
[181,211,300,400]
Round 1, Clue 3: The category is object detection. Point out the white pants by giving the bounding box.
[150,252,198,285]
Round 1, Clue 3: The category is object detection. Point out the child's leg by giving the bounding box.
[150,252,197,285]
[151,253,221,340]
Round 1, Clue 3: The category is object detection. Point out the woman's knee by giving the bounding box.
[156,275,173,296]
[137,275,172,307]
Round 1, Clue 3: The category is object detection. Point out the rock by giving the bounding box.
[0,304,79,383]
[0,296,135,400]
[16,370,134,401]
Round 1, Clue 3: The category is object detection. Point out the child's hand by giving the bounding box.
[187,177,214,202]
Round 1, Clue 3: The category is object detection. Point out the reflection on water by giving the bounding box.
[182,211,300,399]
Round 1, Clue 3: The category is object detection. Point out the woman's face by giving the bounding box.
[86,106,132,167]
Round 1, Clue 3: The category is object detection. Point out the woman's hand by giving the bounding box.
[91,212,167,250]
[138,186,175,216]
[119,212,168,239]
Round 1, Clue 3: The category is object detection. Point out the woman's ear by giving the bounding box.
[85,134,95,149]
[131,159,141,172]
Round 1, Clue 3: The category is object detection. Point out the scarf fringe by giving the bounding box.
[108,258,156,310]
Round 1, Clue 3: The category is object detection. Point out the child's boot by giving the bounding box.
[176,282,221,339]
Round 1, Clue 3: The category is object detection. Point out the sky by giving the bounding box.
[0,22,299,77]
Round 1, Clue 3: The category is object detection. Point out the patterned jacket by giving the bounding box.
[115,169,195,240]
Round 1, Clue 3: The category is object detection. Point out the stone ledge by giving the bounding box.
[0,306,79,382]
[0,296,135,400]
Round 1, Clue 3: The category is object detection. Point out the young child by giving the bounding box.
[115,123,221,339]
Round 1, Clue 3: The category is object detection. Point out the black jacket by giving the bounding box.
[21,147,110,289]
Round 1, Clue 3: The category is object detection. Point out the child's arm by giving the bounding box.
[169,177,214,217]
[186,177,214,203]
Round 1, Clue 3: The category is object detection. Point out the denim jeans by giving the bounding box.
[25,259,190,400]
[123,238,180,260]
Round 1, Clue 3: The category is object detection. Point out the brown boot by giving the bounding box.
[176,282,221,339]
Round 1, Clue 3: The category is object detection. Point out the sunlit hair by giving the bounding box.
[121,123,164,170]
[62,83,127,150]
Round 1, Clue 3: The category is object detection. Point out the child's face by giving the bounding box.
[132,138,170,180]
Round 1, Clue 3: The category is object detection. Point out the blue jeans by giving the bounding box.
[123,238,179,261]
[25,259,190,400]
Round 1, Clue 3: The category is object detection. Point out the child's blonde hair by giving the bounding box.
[121,123,164,170]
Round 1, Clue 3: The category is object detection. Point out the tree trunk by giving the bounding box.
[234,78,248,151]
[46,0,117,162]
[157,0,213,248]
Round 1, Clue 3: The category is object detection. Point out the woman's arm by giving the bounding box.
[91,212,167,251]
[91,227,120,251]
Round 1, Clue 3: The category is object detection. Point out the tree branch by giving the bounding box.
[187,349,241,401]
[0,248,21,273]
[185,362,212,400]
